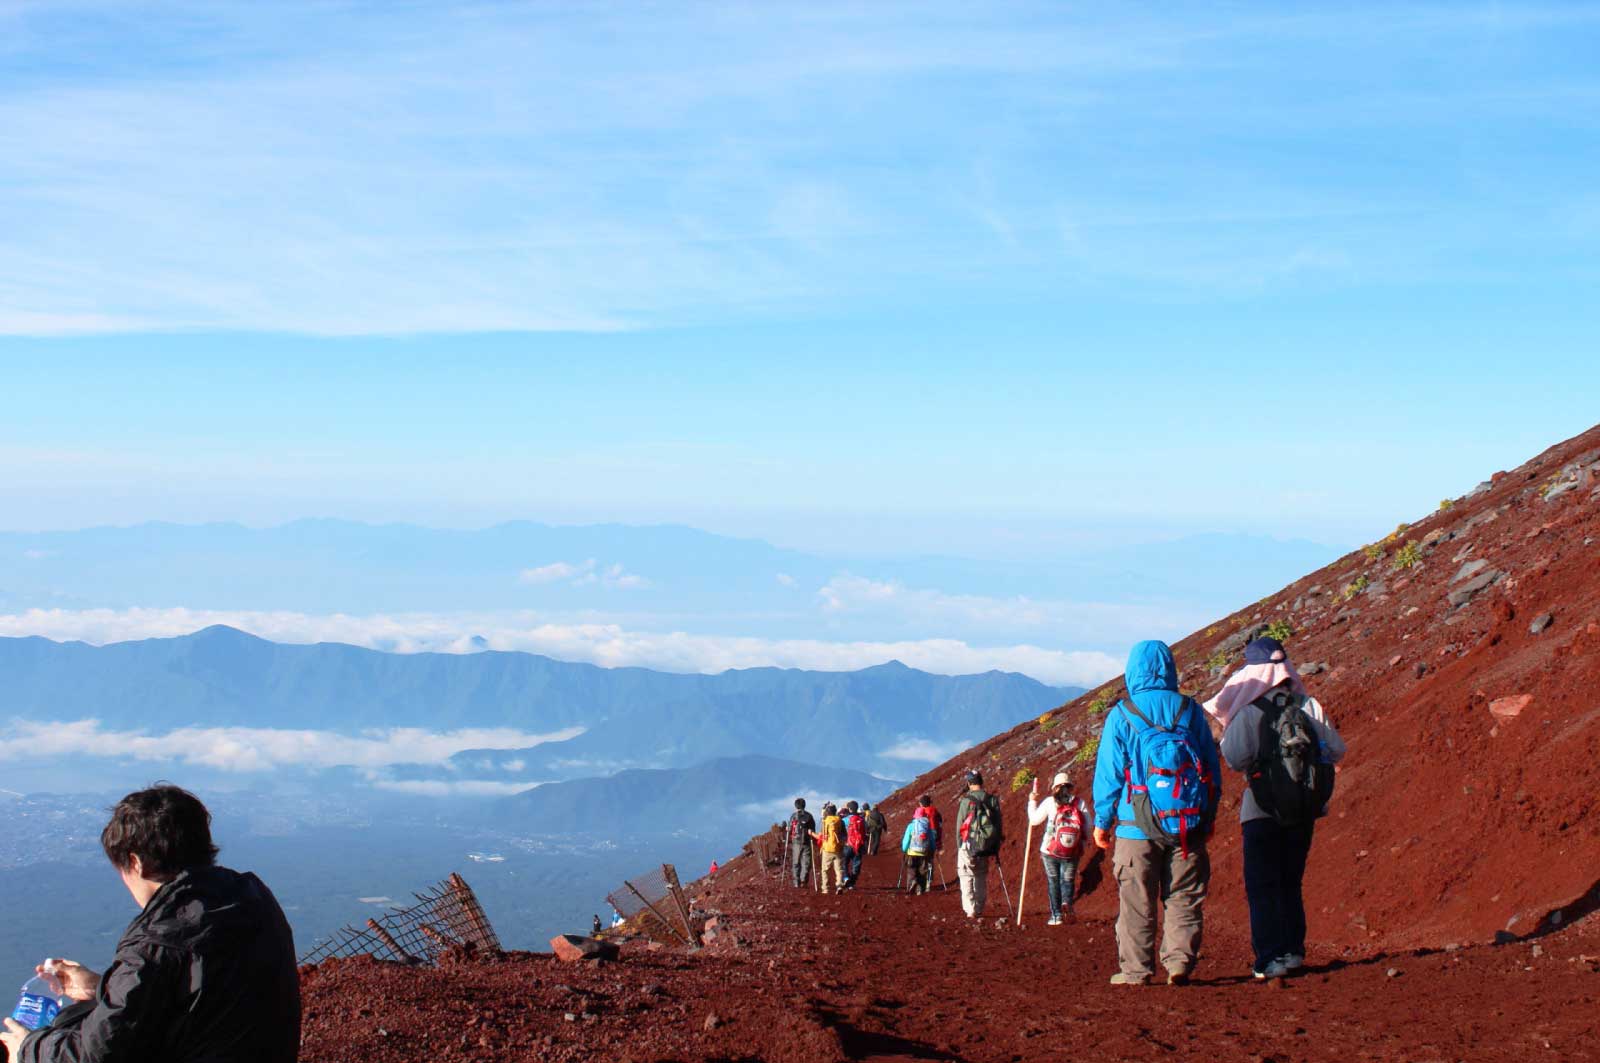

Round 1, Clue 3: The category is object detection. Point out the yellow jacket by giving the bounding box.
[813,814,845,854]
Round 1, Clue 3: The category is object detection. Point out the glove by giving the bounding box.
[1093,827,1113,851]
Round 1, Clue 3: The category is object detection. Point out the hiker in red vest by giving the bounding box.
[842,801,867,890]
[1027,772,1091,924]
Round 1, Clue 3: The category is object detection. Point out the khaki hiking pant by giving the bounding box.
[957,847,989,917]
[1113,836,1209,979]
[819,850,845,894]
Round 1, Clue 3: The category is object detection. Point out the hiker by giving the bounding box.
[842,800,866,889]
[1027,771,1091,925]
[1092,640,1222,986]
[865,803,889,856]
[787,798,817,887]
[1,785,300,1063]
[810,803,848,894]
[1215,637,1347,979]
[918,794,943,853]
[955,770,1003,918]
[900,804,936,894]
[592,914,603,936]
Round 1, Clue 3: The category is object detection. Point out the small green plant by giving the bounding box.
[1438,498,1455,511]
[1362,543,1384,561]
[1207,650,1232,672]
[1392,540,1421,569]
[1205,625,1219,637]
[1341,574,1370,601]
[1037,712,1059,731]
[1261,619,1294,642]
[1074,736,1100,765]
[1011,767,1036,793]
[1086,696,1108,715]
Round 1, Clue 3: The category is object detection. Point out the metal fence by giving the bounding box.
[298,872,501,966]
[605,863,698,947]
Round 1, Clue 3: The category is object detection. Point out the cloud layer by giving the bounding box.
[0,719,584,774]
[0,607,1120,686]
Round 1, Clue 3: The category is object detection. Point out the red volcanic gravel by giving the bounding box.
[301,425,1600,1062]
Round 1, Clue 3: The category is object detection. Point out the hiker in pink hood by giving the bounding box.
[1202,636,1309,728]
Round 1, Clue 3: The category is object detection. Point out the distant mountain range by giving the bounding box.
[0,626,1075,782]
[497,755,894,835]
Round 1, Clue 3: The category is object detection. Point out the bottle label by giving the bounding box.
[12,991,61,1030]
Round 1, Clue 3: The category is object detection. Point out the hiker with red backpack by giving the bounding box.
[955,770,1004,918]
[900,803,936,894]
[841,801,867,890]
[1215,637,1346,979]
[1092,640,1222,986]
[1027,772,1091,925]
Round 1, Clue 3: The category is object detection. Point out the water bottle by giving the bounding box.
[11,960,66,1031]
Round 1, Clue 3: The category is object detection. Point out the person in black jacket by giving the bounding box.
[1,785,301,1063]
[787,798,817,887]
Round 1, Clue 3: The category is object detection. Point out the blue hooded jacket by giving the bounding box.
[1092,640,1222,841]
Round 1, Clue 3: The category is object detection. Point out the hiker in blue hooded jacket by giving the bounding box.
[1092,640,1222,986]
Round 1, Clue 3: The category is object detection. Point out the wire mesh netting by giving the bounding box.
[605,863,696,946]
[298,872,501,966]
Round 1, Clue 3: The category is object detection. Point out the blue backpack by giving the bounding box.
[906,816,933,854]
[1122,696,1211,855]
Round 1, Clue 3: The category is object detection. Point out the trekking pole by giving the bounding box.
[995,856,1014,919]
[1017,818,1035,926]
[895,854,907,890]
[937,853,948,891]
[813,840,822,894]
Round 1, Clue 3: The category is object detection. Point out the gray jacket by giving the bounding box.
[1220,693,1346,824]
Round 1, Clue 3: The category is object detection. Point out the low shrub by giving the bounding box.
[1392,540,1421,569]
[1011,768,1036,793]
[1261,619,1294,642]
[1074,736,1099,765]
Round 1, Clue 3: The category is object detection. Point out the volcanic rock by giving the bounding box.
[1488,695,1533,720]
[551,935,620,963]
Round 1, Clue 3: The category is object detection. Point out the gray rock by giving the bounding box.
[1385,967,1401,978]
[1364,581,1388,597]
[1448,569,1505,608]
[1530,613,1554,635]
[1466,479,1493,498]
[1300,662,1326,676]
[1543,479,1579,502]
[1452,559,1489,583]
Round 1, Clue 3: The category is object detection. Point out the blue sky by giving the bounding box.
[2,2,1597,557]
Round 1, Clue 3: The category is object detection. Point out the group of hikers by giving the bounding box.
[783,635,1346,984]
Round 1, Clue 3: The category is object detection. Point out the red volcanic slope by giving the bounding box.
[301,426,1600,1062]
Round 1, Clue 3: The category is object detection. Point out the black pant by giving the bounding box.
[905,854,931,893]
[790,841,812,886]
[1241,818,1315,971]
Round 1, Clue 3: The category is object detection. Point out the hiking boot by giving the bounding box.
[1281,954,1305,971]
[1046,915,1062,926]
[1253,959,1290,980]
[1108,973,1149,986]
[1165,968,1190,986]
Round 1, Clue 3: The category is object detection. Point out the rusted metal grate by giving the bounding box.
[299,872,501,966]
[605,863,698,947]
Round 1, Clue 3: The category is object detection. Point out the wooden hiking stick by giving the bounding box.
[1017,814,1035,926]
[813,839,822,893]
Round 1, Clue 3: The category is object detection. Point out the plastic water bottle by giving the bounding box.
[11,960,66,1031]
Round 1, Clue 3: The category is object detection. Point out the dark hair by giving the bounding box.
[966,770,983,787]
[918,793,932,807]
[847,800,859,813]
[101,784,219,877]
[795,797,806,810]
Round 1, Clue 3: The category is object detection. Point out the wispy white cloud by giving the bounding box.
[0,607,1120,687]
[518,559,650,589]
[0,718,584,774]
[880,736,974,763]
[370,779,542,797]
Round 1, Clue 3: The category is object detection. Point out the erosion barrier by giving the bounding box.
[605,863,699,947]
[298,872,501,965]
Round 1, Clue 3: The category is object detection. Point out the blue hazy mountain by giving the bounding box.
[496,755,895,834]
[0,519,1338,650]
[0,626,1075,780]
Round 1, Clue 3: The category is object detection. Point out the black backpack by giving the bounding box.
[961,791,1003,856]
[1248,691,1335,827]
[789,810,815,842]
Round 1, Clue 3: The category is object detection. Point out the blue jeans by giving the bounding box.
[844,846,862,884]
[1241,818,1315,971]
[1040,853,1078,917]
